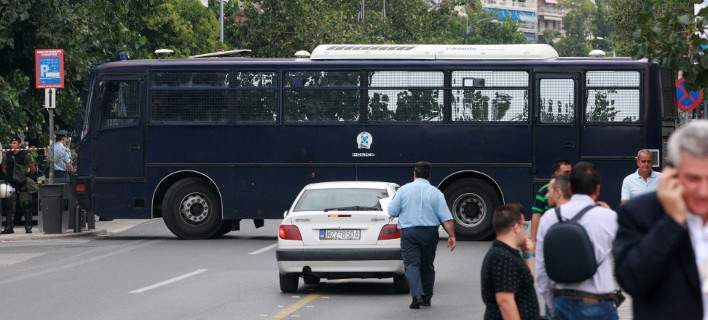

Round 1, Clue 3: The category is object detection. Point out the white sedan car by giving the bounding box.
[276,181,407,293]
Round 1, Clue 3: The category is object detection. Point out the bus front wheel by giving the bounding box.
[162,177,223,240]
[443,178,500,240]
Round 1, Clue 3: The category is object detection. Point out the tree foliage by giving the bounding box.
[218,0,527,57]
[0,0,219,146]
[552,0,596,57]
[607,0,707,90]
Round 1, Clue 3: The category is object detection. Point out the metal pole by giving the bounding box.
[48,108,55,185]
[220,0,224,44]
[465,14,469,44]
[382,0,386,18]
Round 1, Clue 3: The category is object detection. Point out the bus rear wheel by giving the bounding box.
[162,177,222,240]
[443,178,500,240]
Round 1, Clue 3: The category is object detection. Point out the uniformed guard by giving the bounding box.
[1,136,37,234]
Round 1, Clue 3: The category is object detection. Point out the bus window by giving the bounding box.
[539,79,575,124]
[585,71,640,123]
[231,72,277,122]
[100,80,140,129]
[451,71,529,122]
[367,71,444,122]
[284,71,360,122]
[150,72,277,124]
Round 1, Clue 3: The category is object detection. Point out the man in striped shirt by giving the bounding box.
[530,160,572,243]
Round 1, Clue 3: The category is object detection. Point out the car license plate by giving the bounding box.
[319,229,361,240]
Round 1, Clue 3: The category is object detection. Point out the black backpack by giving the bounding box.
[543,204,600,283]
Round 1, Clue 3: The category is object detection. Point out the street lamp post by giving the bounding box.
[220,0,224,44]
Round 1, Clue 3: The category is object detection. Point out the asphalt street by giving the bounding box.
[0,219,494,320]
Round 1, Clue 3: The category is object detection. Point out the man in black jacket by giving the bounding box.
[614,120,708,320]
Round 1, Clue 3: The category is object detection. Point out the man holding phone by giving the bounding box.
[613,120,708,320]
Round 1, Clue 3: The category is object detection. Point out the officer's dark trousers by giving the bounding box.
[4,192,31,231]
[401,226,438,299]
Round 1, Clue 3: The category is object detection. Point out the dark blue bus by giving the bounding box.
[73,44,674,239]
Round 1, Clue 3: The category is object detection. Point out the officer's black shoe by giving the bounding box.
[1,229,14,234]
[421,296,431,307]
[409,296,423,309]
[25,229,32,234]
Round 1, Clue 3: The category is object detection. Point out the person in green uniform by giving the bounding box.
[1,136,37,234]
[529,160,571,243]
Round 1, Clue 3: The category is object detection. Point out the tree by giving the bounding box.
[608,0,706,90]
[223,0,527,58]
[591,0,613,52]
[0,0,219,146]
[554,0,596,57]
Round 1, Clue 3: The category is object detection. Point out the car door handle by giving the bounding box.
[130,144,141,151]
[563,142,576,150]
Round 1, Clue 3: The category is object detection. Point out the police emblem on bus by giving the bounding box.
[356,132,373,149]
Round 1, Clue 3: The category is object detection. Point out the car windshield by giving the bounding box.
[293,188,388,212]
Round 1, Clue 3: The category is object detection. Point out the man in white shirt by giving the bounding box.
[535,161,619,320]
[614,120,708,320]
[621,149,661,203]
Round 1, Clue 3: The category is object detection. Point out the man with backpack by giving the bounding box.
[535,161,619,320]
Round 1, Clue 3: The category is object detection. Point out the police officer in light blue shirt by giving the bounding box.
[388,161,456,309]
[52,130,74,183]
[621,149,661,203]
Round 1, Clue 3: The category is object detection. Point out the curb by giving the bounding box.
[0,229,108,241]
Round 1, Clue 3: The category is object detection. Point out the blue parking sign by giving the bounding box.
[35,49,64,88]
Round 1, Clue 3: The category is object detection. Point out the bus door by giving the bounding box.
[91,76,146,217]
[533,73,581,179]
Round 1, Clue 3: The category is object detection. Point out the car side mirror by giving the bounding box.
[379,198,391,214]
[283,210,288,218]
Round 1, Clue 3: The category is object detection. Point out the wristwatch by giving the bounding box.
[521,251,535,260]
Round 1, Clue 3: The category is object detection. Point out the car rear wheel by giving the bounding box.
[279,273,299,293]
[443,178,500,240]
[162,177,222,240]
[393,274,409,294]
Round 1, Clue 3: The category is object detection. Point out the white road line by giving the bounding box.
[130,268,208,294]
[249,243,277,255]
[0,240,160,285]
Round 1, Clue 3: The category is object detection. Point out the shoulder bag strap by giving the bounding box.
[570,204,596,223]
[554,207,562,223]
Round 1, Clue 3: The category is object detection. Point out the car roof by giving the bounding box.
[304,181,394,190]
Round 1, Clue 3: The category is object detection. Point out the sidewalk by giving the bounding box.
[0,219,150,241]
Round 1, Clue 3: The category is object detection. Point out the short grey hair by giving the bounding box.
[636,149,652,159]
[667,120,708,167]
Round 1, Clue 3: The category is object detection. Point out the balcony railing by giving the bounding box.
[483,0,532,8]
[538,4,563,16]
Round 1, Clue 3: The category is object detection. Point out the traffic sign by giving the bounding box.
[675,78,704,111]
[35,49,64,89]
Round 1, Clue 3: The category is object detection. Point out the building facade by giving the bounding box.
[537,0,565,40]
[482,0,539,42]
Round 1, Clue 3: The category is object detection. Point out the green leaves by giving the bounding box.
[609,0,705,91]
[226,0,526,58]
[0,0,220,146]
